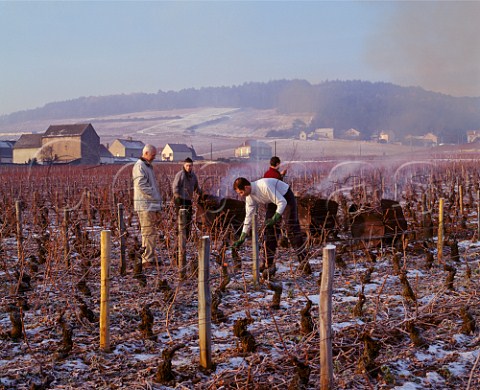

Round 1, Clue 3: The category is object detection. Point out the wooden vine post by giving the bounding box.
[319,244,336,390]
[251,213,260,285]
[117,203,126,276]
[100,230,111,352]
[178,209,187,279]
[437,198,444,264]
[198,236,212,369]
[15,200,23,261]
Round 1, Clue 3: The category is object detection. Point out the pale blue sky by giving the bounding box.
[1,1,479,116]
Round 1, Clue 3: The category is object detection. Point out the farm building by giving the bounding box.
[299,128,334,141]
[404,132,438,147]
[234,140,272,160]
[108,138,145,158]
[0,140,15,163]
[161,143,199,162]
[371,131,391,143]
[99,144,114,164]
[12,134,43,164]
[342,128,361,140]
[467,130,480,143]
[41,123,100,164]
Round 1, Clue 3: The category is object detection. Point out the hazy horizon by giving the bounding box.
[1,1,479,116]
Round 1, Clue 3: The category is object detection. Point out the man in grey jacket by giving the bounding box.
[133,145,162,266]
[172,157,201,239]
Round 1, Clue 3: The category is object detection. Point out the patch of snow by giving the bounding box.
[357,283,380,293]
[0,377,17,387]
[415,351,433,362]
[424,371,445,385]
[393,382,423,389]
[447,361,467,377]
[213,329,229,338]
[418,293,437,305]
[333,319,364,331]
[406,269,424,278]
[172,325,197,338]
[459,348,480,362]
[332,295,357,303]
[59,358,90,370]
[133,353,157,362]
[392,360,412,377]
[452,333,470,344]
[427,343,448,359]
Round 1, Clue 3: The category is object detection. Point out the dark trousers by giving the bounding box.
[265,188,306,266]
[175,199,193,239]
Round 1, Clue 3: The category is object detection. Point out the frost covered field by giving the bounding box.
[1,159,479,389]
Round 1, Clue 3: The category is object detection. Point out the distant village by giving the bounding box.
[1,123,480,165]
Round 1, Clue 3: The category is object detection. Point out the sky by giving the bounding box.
[0,1,479,116]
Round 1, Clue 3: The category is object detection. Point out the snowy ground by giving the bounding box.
[1,159,480,389]
[1,221,479,389]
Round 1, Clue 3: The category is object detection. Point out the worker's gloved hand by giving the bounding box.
[174,197,182,206]
[265,212,281,227]
[232,232,247,249]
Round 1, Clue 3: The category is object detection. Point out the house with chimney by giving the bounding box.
[108,138,145,158]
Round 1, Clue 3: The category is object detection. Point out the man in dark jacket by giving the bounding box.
[172,157,201,238]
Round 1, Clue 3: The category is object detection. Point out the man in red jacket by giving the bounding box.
[262,156,291,273]
[263,156,287,180]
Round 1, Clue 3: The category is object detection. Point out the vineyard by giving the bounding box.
[1,159,479,389]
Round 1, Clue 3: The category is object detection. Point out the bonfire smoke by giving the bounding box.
[366,2,480,97]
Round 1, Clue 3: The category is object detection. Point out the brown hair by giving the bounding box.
[270,156,281,167]
[233,177,251,191]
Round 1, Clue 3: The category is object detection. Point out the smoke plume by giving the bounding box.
[366,2,480,97]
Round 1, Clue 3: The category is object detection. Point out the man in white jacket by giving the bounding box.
[132,145,162,266]
[232,177,309,275]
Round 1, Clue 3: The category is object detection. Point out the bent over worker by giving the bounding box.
[232,177,310,275]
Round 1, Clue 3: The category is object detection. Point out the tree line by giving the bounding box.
[2,79,479,143]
